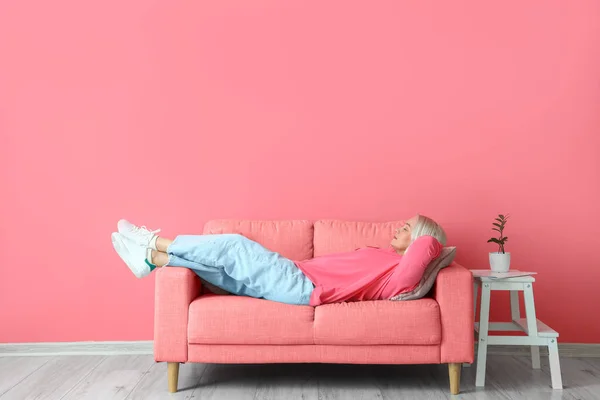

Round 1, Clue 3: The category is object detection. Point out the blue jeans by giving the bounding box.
[166,234,314,305]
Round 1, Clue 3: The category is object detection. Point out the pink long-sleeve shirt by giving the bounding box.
[294,235,443,306]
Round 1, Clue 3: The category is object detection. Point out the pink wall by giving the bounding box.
[1,1,599,344]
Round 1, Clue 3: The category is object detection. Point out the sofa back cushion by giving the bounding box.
[203,219,314,261]
[313,220,405,256]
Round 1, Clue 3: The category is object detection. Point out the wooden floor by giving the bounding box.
[0,354,598,399]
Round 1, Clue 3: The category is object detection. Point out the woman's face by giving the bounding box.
[390,215,418,253]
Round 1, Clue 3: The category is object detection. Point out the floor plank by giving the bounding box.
[316,363,383,400]
[60,355,154,400]
[482,355,571,400]
[360,363,447,400]
[0,356,104,400]
[580,357,600,376]
[0,357,52,397]
[2,355,598,400]
[546,357,600,400]
[189,363,262,400]
[453,360,524,400]
[253,363,319,400]
[125,361,208,400]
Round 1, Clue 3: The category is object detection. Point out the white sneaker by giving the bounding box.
[117,219,160,248]
[111,232,155,278]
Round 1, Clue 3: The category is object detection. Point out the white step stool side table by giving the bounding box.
[471,270,563,389]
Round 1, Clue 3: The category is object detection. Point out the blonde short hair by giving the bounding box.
[410,214,447,246]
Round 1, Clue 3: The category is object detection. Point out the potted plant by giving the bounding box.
[487,214,510,272]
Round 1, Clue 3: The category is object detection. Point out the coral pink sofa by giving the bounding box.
[154,220,474,395]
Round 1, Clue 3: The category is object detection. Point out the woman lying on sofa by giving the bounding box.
[111,215,447,306]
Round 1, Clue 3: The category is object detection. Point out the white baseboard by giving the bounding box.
[476,343,600,358]
[0,341,598,358]
[0,341,153,356]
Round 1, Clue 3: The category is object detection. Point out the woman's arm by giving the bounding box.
[382,235,443,299]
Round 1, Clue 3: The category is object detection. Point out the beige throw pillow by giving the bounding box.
[390,247,457,301]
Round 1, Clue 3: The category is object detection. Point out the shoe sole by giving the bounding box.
[111,232,148,278]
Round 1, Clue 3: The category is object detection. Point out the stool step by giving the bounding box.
[514,318,559,338]
[475,322,521,333]
[474,320,559,338]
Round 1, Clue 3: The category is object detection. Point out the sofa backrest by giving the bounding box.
[203,219,314,261]
[202,219,406,260]
[313,220,405,256]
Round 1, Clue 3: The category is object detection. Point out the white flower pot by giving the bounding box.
[489,252,511,272]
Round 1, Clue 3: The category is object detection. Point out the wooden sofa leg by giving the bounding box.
[448,363,461,395]
[168,362,180,393]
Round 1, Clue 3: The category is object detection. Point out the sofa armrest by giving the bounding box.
[154,267,202,362]
[434,262,474,364]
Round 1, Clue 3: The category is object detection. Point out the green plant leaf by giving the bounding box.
[499,214,505,219]
[488,238,502,244]
[493,223,503,229]
[492,228,501,233]
[503,236,508,242]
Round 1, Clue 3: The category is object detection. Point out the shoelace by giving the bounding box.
[132,225,161,236]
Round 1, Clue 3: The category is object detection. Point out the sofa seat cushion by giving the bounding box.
[314,298,441,345]
[188,294,315,345]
